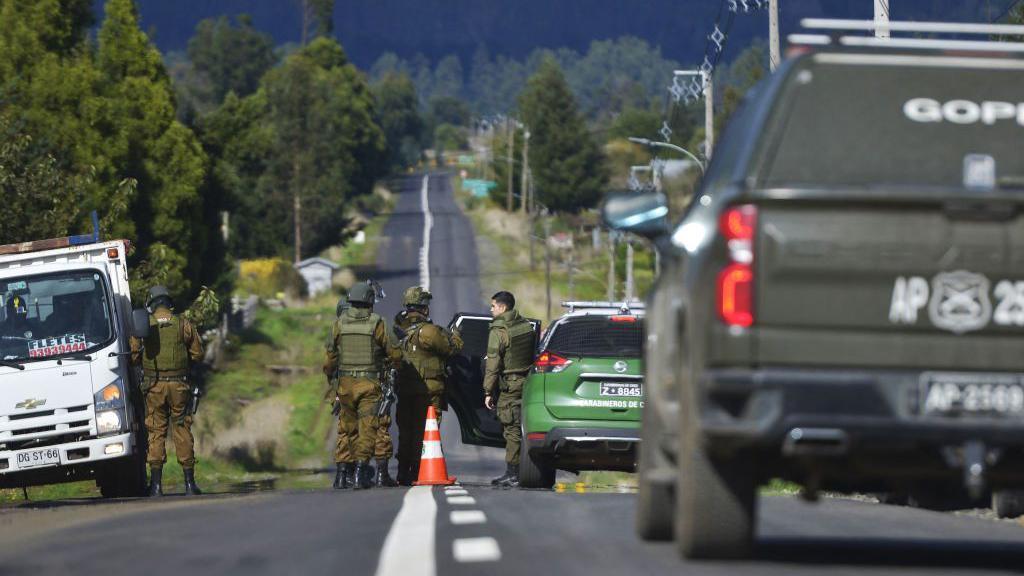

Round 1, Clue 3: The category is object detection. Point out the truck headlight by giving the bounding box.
[96,410,122,435]
[94,379,125,411]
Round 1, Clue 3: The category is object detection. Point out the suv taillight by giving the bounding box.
[534,351,573,373]
[717,204,757,328]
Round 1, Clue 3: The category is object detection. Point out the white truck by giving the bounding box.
[0,232,149,497]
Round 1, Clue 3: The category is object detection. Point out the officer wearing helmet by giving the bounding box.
[323,282,400,490]
[130,286,205,496]
[393,286,463,485]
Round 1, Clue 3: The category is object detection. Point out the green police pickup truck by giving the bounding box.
[604,22,1024,560]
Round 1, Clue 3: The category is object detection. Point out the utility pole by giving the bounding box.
[506,118,514,212]
[769,0,781,71]
[625,239,635,302]
[875,0,890,38]
[520,130,530,215]
[607,231,616,302]
[544,217,552,322]
[703,71,715,160]
[567,249,575,301]
[293,158,302,264]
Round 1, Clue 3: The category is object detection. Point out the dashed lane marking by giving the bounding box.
[453,537,502,563]
[445,489,469,496]
[447,496,477,505]
[375,486,436,576]
[450,510,487,525]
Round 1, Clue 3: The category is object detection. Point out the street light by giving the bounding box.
[627,137,706,175]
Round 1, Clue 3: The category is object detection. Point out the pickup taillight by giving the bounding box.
[716,204,757,328]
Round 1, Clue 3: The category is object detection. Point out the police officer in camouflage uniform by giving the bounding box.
[483,291,534,488]
[323,283,399,490]
[393,286,463,485]
[131,286,205,497]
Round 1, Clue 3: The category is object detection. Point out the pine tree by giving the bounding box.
[518,57,607,212]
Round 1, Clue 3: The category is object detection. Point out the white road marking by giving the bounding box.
[446,495,477,505]
[453,537,502,563]
[450,510,487,525]
[375,486,436,576]
[419,175,432,291]
[445,489,468,496]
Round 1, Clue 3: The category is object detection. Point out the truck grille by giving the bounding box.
[0,405,94,450]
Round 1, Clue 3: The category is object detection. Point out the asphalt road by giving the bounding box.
[2,173,1024,575]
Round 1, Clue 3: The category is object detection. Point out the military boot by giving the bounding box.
[353,461,373,490]
[491,463,515,486]
[344,463,356,488]
[147,467,163,497]
[498,464,520,489]
[333,463,351,489]
[183,468,202,496]
[375,459,398,487]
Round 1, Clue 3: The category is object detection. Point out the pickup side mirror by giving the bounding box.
[131,309,150,339]
[601,191,670,240]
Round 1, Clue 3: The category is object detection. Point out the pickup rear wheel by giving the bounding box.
[993,490,1024,519]
[636,410,674,541]
[675,433,757,559]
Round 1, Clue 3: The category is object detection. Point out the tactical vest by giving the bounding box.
[337,309,383,372]
[494,313,534,374]
[402,322,445,381]
[141,312,188,378]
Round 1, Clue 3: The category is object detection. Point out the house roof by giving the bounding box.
[294,257,341,270]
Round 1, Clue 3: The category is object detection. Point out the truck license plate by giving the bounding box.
[921,372,1024,416]
[600,382,642,397]
[16,447,60,469]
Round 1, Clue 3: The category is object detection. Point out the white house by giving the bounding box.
[294,257,340,297]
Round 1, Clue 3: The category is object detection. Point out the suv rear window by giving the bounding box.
[545,316,645,358]
[764,53,1024,188]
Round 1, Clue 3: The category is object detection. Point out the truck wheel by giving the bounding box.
[993,490,1024,519]
[98,453,147,498]
[675,432,757,559]
[636,411,674,541]
[518,441,555,489]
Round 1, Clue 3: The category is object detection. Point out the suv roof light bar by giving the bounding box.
[800,19,1024,36]
[561,301,646,313]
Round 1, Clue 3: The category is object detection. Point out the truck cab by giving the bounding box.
[0,237,147,497]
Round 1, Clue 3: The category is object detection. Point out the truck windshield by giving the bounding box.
[0,270,114,362]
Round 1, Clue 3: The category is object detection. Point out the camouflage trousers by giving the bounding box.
[335,412,393,463]
[144,379,195,468]
[497,375,526,465]
[395,380,445,484]
[335,376,381,462]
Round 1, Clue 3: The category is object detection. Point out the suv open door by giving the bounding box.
[446,312,540,448]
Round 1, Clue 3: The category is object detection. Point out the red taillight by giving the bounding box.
[527,432,546,441]
[534,351,572,373]
[609,315,636,323]
[717,263,754,327]
[720,204,757,241]
[717,203,757,328]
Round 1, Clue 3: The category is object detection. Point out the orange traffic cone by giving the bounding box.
[414,405,456,486]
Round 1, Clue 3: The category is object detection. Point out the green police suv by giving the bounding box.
[445,303,645,489]
[519,302,646,488]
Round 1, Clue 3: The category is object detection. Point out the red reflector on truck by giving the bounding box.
[717,263,754,327]
[527,433,546,441]
[720,204,757,241]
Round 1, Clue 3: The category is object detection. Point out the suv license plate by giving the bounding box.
[921,372,1024,416]
[16,447,61,469]
[600,382,642,397]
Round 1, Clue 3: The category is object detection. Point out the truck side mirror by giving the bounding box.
[601,191,670,240]
[131,309,150,339]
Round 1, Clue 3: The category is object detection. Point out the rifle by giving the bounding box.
[180,364,205,424]
[324,373,341,416]
[377,367,397,418]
